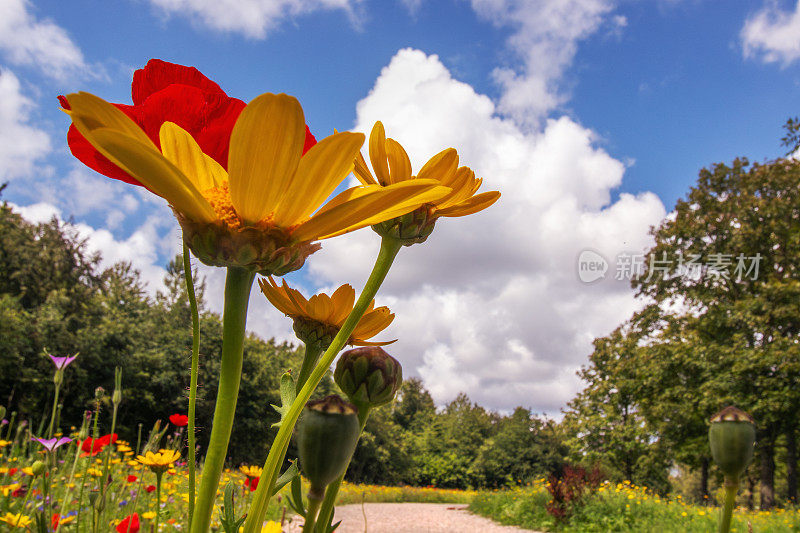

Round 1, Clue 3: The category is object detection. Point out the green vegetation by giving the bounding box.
[469,482,800,532]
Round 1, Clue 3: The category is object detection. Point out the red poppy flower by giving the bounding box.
[7,468,17,476]
[11,487,25,497]
[127,475,137,483]
[145,485,156,493]
[245,476,260,491]
[169,413,188,427]
[116,513,140,533]
[51,513,62,531]
[80,433,118,456]
[59,59,316,188]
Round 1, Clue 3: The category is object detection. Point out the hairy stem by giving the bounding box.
[243,237,402,532]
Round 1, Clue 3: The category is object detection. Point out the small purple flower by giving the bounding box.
[48,353,78,370]
[31,436,72,452]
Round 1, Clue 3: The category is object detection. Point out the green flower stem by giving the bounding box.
[243,236,402,533]
[296,343,323,394]
[183,243,201,529]
[76,406,100,529]
[718,477,739,533]
[302,497,322,533]
[190,267,255,533]
[47,378,61,439]
[155,472,164,533]
[313,407,370,533]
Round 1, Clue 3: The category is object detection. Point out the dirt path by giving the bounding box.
[284,502,540,532]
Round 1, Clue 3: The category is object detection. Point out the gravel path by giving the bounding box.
[284,503,540,532]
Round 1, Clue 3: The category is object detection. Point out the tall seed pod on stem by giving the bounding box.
[709,406,756,533]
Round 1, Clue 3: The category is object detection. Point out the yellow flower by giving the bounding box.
[62,93,449,275]
[259,277,394,348]
[0,483,20,496]
[354,121,500,244]
[0,440,11,448]
[142,511,156,520]
[239,465,263,478]
[87,468,103,477]
[136,449,181,475]
[0,512,32,527]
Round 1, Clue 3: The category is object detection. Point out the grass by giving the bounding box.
[469,480,800,532]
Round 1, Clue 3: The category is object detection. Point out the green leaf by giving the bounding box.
[272,460,299,496]
[270,371,296,428]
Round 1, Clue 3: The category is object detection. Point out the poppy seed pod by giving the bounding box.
[297,395,360,500]
[334,347,402,409]
[709,406,756,481]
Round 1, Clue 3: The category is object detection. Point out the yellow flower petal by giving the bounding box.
[353,150,377,185]
[272,131,365,226]
[436,190,501,217]
[417,148,458,183]
[368,121,391,185]
[228,93,306,223]
[307,294,334,323]
[159,122,226,192]
[386,138,412,183]
[64,92,154,149]
[329,284,356,324]
[291,181,450,242]
[84,128,216,223]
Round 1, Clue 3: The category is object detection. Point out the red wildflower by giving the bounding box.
[127,475,137,483]
[116,513,140,533]
[145,485,156,493]
[11,487,25,497]
[51,513,61,531]
[59,59,316,188]
[245,476,260,491]
[169,413,188,427]
[80,433,118,456]
[7,468,17,476]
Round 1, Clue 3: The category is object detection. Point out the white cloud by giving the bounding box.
[60,166,140,229]
[0,0,92,80]
[468,0,616,126]
[145,0,362,39]
[307,49,666,413]
[0,69,50,180]
[742,0,800,65]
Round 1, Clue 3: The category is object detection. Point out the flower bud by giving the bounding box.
[372,206,437,246]
[112,367,123,406]
[709,406,756,481]
[297,395,360,500]
[334,347,402,409]
[31,460,47,477]
[94,387,105,401]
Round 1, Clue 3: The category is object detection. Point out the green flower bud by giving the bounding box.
[297,395,360,500]
[372,206,437,246]
[334,347,403,409]
[31,460,47,477]
[112,367,122,406]
[709,406,756,481]
[94,387,105,401]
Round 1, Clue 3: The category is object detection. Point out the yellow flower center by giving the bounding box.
[202,182,243,230]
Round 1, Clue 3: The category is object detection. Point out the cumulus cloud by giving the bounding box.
[307,49,665,413]
[145,0,362,39]
[742,0,800,65]
[0,69,51,180]
[0,0,92,80]
[468,0,616,126]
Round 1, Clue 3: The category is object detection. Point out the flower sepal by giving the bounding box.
[371,204,437,245]
[178,213,321,275]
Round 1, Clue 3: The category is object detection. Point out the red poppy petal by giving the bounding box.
[303,125,317,155]
[132,59,226,106]
[63,99,145,187]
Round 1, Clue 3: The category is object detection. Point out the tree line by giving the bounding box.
[2,127,798,501]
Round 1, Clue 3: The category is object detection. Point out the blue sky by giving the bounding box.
[2,0,799,413]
